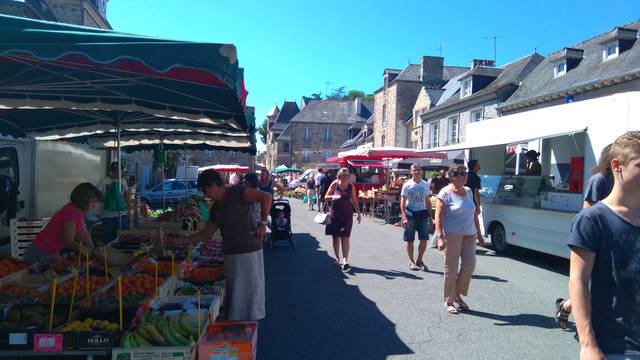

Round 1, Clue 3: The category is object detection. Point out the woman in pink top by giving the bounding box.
[24,183,102,270]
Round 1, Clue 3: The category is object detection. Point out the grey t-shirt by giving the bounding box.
[583,172,613,204]
[401,178,430,212]
[568,203,640,355]
[437,186,477,235]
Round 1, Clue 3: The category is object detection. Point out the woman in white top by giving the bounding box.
[435,164,484,314]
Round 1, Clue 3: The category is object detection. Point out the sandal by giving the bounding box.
[342,262,351,271]
[445,303,459,314]
[416,260,428,271]
[408,262,418,271]
[555,298,570,329]
[455,298,470,311]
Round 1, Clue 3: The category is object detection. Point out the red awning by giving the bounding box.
[326,157,342,163]
[347,160,385,167]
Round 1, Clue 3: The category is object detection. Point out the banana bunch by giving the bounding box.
[120,311,198,348]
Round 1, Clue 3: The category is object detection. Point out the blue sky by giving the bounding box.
[108,0,639,152]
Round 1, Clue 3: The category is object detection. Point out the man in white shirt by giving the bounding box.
[400,164,432,271]
[96,162,130,243]
[314,169,325,212]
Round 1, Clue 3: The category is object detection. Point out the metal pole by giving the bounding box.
[116,124,122,231]
[184,147,188,203]
[161,138,166,211]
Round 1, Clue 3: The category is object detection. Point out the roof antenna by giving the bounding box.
[484,35,507,64]
[436,43,444,57]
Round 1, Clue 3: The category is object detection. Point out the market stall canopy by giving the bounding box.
[0,14,251,137]
[347,159,385,167]
[199,165,250,173]
[337,147,447,160]
[272,167,301,173]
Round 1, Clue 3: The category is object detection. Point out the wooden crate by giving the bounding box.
[10,218,50,259]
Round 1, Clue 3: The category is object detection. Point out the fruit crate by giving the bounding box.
[197,321,258,360]
[9,218,50,259]
[111,343,196,360]
[56,311,123,350]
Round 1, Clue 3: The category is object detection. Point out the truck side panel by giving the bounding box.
[34,141,106,218]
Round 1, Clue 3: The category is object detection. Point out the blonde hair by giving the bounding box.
[337,167,350,180]
[610,131,640,165]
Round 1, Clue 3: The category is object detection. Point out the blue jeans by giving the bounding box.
[102,215,130,243]
[403,215,429,242]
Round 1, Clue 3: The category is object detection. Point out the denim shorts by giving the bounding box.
[403,216,429,242]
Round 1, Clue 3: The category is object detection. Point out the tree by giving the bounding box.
[256,151,266,165]
[363,93,375,101]
[309,93,322,100]
[343,90,365,100]
[257,119,268,144]
[325,86,346,100]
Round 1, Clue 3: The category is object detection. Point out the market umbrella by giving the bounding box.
[272,167,302,174]
[0,14,251,136]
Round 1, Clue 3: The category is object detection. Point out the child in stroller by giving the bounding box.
[269,199,294,248]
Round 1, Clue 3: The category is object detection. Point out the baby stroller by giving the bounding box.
[269,199,294,249]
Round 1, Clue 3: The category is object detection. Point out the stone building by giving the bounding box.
[373,56,468,148]
[0,0,111,29]
[265,101,300,169]
[274,98,372,169]
[421,55,544,149]
[498,20,640,115]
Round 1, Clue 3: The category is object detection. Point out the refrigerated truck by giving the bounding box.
[429,91,640,259]
[0,137,107,243]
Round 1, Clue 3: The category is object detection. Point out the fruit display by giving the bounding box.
[120,312,198,347]
[136,257,174,276]
[54,275,110,301]
[184,267,224,283]
[108,273,164,297]
[0,305,65,331]
[59,318,120,332]
[0,257,28,278]
[0,282,47,303]
[174,282,222,296]
[120,234,153,244]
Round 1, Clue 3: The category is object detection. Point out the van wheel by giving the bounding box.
[491,224,509,254]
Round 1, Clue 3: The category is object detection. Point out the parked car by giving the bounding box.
[139,179,199,208]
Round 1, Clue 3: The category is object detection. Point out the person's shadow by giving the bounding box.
[463,309,574,330]
[346,266,424,280]
[260,233,414,360]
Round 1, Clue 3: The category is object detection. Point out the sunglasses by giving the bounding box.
[452,171,468,177]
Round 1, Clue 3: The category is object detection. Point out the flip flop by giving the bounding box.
[342,262,351,271]
[455,298,470,311]
[416,261,428,271]
[445,303,459,314]
[408,263,418,271]
[555,298,570,330]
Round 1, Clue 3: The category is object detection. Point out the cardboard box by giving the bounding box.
[197,321,257,360]
[0,328,35,350]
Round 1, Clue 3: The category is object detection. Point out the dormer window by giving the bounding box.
[554,62,567,77]
[603,41,619,61]
[461,79,472,98]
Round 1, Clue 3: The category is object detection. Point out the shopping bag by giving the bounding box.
[314,213,331,225]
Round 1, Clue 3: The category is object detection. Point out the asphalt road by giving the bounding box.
[258,198,580,360]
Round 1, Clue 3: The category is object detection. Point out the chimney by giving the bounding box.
[470,59,495,68]
[354,97,362,116]
[420,56,444,85]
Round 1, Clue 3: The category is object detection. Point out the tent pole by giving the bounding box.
[161,138,166,212]
[117,123,122,232]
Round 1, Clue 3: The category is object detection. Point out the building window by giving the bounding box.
[554,61,566,77]
[381,135,386,147]
[323,150,331,160]
[302,149,311,162]
[381,104,387,125]
[283,143,289,152]
[324,128,332,142]
[303,127,310,141]
[448,117,459,144]
[430,123,439,148]
[230,151,237,157]
[603,41,619,61]
[461,79,472,98]
[471,109,483,123]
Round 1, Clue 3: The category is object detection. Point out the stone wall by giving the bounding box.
[289,122,350,167]
[45,0,84,25]
[394,82,422,147]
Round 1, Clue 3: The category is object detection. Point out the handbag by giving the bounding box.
[314,213,331,225]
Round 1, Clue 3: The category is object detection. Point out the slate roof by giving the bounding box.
[276,124,291,141]
[289,100,372,124]
[267,104,280,117]
[340,127,374,149]
[348,114,373,130]
[500,20,640,111]
[270,101,299,130]
[435,72,468,106]
[424,53,544,118]
[389,64,470,86]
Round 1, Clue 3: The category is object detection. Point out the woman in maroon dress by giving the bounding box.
[325,168,361,271]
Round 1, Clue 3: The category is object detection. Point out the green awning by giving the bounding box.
[0,14,252,138]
